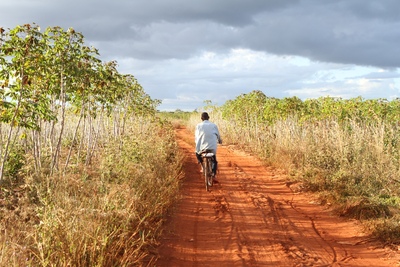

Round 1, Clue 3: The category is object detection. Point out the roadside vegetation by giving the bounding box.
[2,21,399,266]
[0,24,182,266]
[157,109,195,129]
[187,92,400,244]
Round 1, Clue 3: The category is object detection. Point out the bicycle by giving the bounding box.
[200,149,215,191]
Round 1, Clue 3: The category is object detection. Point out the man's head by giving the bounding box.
[201,112,209,121]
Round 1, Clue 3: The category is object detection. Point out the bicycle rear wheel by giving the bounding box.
[205,157,213,190]
[203,160,209,191]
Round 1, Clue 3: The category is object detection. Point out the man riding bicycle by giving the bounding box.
[195,112,222,180]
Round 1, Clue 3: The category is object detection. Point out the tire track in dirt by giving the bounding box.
[155,126,400,267]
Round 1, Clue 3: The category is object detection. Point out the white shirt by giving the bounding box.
[195,120,221,154]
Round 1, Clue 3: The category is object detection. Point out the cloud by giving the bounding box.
[5,0,399,67]
[1,0,400,110]
[128,47,399,110]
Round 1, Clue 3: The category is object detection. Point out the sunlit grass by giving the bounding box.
[0,117,183,266]
[187,110,400,243]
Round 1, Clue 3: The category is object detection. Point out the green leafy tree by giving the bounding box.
[0,24,53,180]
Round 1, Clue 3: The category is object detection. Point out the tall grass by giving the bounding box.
[0,117,182,266]
[188,110,400,242]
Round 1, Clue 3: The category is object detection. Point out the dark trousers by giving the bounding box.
[196,153,218,173]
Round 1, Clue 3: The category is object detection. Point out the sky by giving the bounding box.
[1,0,400,111]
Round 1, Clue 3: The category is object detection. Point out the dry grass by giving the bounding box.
[188,111,400,243]
[0,117,183,266]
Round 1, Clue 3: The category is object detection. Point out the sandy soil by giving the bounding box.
[155,126,400,267]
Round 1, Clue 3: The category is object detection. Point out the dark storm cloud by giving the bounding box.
[240,0,400,68]
[120,0,400,68]
[2,0,399,68]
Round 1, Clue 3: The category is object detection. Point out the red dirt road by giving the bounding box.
[155,127,400,266]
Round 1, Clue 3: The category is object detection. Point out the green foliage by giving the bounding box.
[222,90,267,125]
[0,24,161,180]
[4,145,24,178]
[222,91,400,126]
[157,110,195,122]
